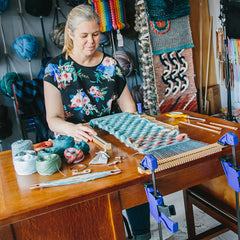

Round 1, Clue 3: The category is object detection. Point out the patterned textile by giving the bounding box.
[149,15,194,55]
[13,79,49,142]
[144,0,190,21]
[152,48,198,113]
[44,53,126,123]
[134,0,158,114]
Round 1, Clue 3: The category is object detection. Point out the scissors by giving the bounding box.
[166,112,206,121]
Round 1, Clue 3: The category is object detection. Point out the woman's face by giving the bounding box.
[68,20,100,57]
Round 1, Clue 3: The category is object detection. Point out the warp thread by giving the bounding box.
[11,139,34,158]
[13,150,37,175]
[53,135,75,157]
[74,141,90,155]
[64,147,85,164]
[37,147,62,157]
[36,154,62,175]
[34,141,53,152]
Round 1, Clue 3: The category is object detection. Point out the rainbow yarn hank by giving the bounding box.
[90,112,188,154]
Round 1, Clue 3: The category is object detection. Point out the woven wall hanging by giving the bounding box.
[148,15,194,55]
[89,0,129,32]
[152,48,198,113]
[144,0,190,21]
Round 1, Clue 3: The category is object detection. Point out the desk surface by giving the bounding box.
[1,111,240,227]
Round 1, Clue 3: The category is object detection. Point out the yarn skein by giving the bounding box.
[13,34,39,60]
[34,141,53,152]
[36,154,62,175]
[13,150,38,175]
[64,147,84,164]
[53,135,75,157]
[11,139,34,158]
[74,141,90,155]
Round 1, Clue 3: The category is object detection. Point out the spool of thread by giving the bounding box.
[13,150,37,175]
[34,141,53,152]
[74,141,90,155]
[11,139,34,158]
[64,148,84,164]
[36,154,62,175]
[37,147,62,157]
[53,135,75,157]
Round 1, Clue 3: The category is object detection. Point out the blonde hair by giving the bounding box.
[62,4,100,58]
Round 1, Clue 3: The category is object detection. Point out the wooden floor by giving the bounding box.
[124,190,238,240]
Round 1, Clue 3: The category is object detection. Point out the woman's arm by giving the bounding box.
[44,81,96,142]
[117,85,137,113]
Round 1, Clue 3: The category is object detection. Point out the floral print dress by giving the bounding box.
[43,53,126,124]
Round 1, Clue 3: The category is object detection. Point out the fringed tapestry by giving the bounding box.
[144,0,190,21]
[89,0,129,32]
[152,48,198,113]
[148,15,194,55]
[134,0,158,115]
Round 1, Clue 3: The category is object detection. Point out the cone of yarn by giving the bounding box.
[36,154,62,175]
[13,150,37,175]
[11,139,34,158]
[74,141,90,155]
[13,34,39,60]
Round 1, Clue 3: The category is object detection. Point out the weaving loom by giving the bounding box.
[90,113,224,174]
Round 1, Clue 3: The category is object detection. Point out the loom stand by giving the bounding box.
[140,155,178,239]
[218,132,240,239]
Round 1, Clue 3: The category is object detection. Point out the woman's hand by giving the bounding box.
[68,124,97,142]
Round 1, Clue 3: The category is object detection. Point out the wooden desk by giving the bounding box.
[0,112,239,240]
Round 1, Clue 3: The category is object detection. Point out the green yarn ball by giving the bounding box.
[74,141,90,155]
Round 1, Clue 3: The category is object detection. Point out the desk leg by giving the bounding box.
[6,192,125,240]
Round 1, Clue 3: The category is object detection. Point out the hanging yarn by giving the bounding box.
[37,147,62,157]
[49,22,65,49]
[113,50,134,77]
[34,141,53,152]
[53,135,75,157]
[13,150,37,175]
[0,72,23,98]
[0,0,9,13]
[64,147,85,164]
[36,154,62,175]
[11,139,34,158]
[12,34,39,60]
[74,141,90,155]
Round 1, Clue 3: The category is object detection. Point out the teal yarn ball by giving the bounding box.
[53,135,75,157]
[37,147,62,157]
[74,141,90,155]
[36,154,62,175]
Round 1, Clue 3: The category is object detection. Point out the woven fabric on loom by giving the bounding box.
[149,15,194,55]
[89,0,129,32]
[152,48,198,113]
[144,0,191,21]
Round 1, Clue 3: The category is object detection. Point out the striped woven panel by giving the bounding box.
[152,48,198,113]
[148,15,194,55]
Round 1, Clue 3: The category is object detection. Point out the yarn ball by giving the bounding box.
[64,147,84,164]
[74,141,90,155]
[11,139,34,158]
[0,72,23,97]
[49,22,65,49]
[37,147,62,157]
[53,135,75,157]
[13,34,39,60]
[36,154,62,175]
[0,0,9,13]
[113,51,134,77]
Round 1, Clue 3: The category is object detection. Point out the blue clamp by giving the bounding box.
[140,154,178,234]
[218,132,240,192]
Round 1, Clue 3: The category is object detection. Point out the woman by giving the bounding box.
[43,4,151,240]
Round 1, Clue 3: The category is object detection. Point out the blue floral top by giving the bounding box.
[43,53,126,123]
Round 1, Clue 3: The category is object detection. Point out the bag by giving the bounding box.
[0,0,8,13]
[25,0,52,17]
